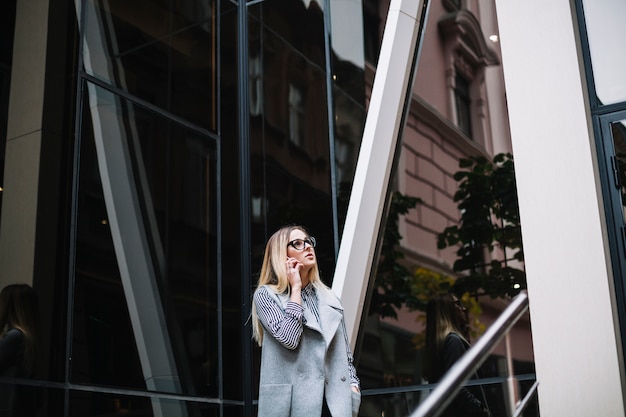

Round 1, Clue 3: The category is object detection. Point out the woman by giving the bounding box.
[422,293,490,417]
[252,225,361,417]
[0,283,43,417]
[0,283,41,378]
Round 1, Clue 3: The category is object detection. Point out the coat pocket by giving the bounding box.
[258,384,292,417]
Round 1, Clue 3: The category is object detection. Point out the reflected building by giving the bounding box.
[356,2,535,417]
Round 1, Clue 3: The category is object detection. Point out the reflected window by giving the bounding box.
[288,83,305,147]
[439,9,498,144]
[455,74,472,139]
[335,136,355,186]
[250,55,263,116]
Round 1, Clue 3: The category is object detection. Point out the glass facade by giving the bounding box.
[0,0,538,416]
[578,0,626,365]
[0,0,366,415]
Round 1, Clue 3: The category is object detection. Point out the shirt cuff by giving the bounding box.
[285,301,304,320]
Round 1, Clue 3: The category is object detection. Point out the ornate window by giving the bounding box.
[439,8,498,143]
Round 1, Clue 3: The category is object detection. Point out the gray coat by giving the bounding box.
[256,285,361,417]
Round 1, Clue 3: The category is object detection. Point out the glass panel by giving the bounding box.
[68,389,222,417]
[333,86,365,237]
[329,0,365,103]
[362,0,382,65]
[72,82,218,396]
[82,0,216,129]
[582,0,626,105]
[256,0,326,69]
[0,380,65,416]
[360,374,539,417]
[611,121,626,221]
[357,316,537,417]
[248,2,335,277]
[361,390,426,417]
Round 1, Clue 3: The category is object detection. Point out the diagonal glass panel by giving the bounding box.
[73,81,217,406]
[81,0,216,129]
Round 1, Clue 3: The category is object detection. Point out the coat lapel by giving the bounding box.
[303,304,322,334]
[317,288,343,349]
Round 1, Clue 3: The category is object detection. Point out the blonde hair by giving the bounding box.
[251,225,329,346]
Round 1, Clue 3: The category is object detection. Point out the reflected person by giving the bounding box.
[0,283,43,416]
[423,293,490,417]
[252,225,361,417]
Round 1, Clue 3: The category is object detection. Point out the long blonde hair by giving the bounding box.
[422,293,468,382]
[251,225,329,346]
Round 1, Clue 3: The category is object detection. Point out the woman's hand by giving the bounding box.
[285,257,303,289]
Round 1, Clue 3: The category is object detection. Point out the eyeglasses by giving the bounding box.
[288,237,317,251]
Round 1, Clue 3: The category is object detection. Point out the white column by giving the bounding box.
[332,0,426,349]
[494,1,625,415]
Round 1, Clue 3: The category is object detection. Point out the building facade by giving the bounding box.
[1,0,624,416]
[0,0,366,415]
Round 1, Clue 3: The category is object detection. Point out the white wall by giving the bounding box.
[494,0,626,415]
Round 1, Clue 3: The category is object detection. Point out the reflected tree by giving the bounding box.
[369,191,422,319]
[437,153,525,299]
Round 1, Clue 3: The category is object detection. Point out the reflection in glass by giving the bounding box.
[582,0,626,105]
[68,389,223,417]
[73,82,217,397]
[328,0,366,236]
[0,381,63,417]
[81,0,217,129]
[611,121,626,220]
[0,284,44,415]
[360,375,539,417]
[247,1,336,277]
[333,86,365,233]
[329,0,364,71]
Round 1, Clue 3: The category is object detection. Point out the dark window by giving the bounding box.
[455,74,472,138]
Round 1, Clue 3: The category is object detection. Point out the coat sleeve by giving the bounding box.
[442,333,488,416]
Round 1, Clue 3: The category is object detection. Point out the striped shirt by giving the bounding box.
[255,284,360,387]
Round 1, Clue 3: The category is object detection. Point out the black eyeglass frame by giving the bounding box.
[287,237,317,251]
